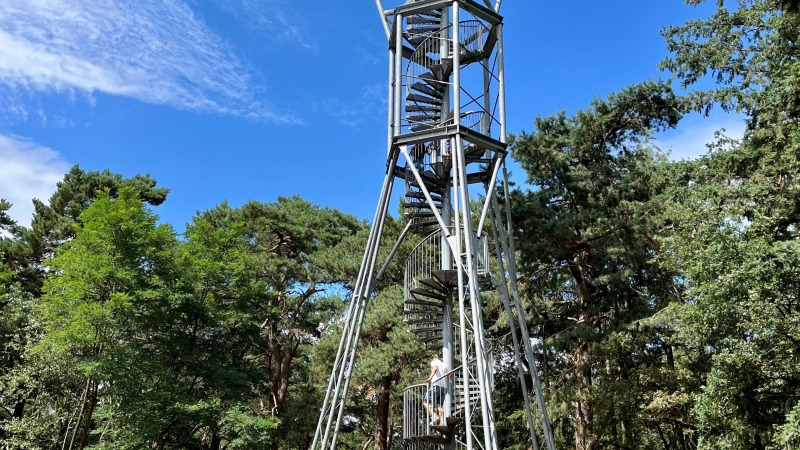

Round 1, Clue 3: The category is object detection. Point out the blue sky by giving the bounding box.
[0,0,744,231]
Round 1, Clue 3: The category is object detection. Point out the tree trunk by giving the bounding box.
[67,378,91,450]
[375,375,392,450]
[754,432,765,450]
[11,397,25,419]
[665,343,686,450]
[210,433,221,450]
[79,379,98,450]
[574,339,595,450]
[268,332,296,415]
[569,260,596,450]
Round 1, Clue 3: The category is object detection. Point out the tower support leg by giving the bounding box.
[312,150,398,450]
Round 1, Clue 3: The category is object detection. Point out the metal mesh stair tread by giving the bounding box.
[407,113,441,122]
[428,160,452,178]
[416,277,448,294]
[404,171,447,191]
[406,93,443,105]
[415,10,443,18]
[409,435,449,445]
[418,73,447,90]
[407,16,440,24]
[392,167,445,190]
[409,219,440,230]
[407,326,443,334]
[403,307,445,315]
[431,416,464,435]
[405,190,443,201]
[408,120,442,131]
[404,298,444,307]
[404,318,445,326]
[410,287,448,300]
[407,105,442,113]
[404,212,436,220]
[410,123,440,132]
[431,269,461,286]
[401,201,442,210]
[405,25,440,35]
[404,318,445,327]
[410,82,444,98]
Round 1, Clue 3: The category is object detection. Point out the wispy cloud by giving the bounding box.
[656,113,746,161]
[317,83,387,129]
[0,134,70,227]
[209,0,318,52]
[0,0,299,122]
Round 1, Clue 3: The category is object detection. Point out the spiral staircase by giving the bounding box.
[396,3,498,448]
[311,2,555,450]
[401,227,491,449]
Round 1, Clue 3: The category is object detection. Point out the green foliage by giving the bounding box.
[3,3,800,448]
[656,2,800,448]
[12,165,169,296]
[220,405,280,450]
[186,196,364,448]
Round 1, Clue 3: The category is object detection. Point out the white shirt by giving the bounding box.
[431,357,448,388]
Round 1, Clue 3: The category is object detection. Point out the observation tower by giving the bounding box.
[313,1,555,449]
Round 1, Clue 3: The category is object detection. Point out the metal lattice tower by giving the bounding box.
[312,1,555,449]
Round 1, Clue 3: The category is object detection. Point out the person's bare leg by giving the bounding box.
[423,401,434,421]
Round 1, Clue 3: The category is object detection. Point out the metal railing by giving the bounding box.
[403,20,494,135]
[404,227,489,302]
[403,360,478,441]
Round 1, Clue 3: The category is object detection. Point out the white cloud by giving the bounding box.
[656,113,747,161]
[0,0,299,122]
[317,83,387,128]
[210,0,318,52]
[0,134,70,227]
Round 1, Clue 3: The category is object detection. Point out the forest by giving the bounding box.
[2,1,799,449]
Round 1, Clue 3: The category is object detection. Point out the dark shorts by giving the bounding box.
[424,385,446,406]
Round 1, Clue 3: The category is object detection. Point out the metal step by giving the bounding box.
[463,31,482,47]
[409,82,444,98]
[406,171,447,191]
[431,269,461,287]
[406,112,442,123]
[405,190,443,201]
[393,167,445,190]
[406,93,443,105]
[404,298,443,308]
[401,202,441,211]
[410,123,437,132]
[419,72,446,91]
[408,326,443,335]
[403,319,442,325]
[403,309,444,316]
[407,24,440,34]
[417,277,448,295]
[428,160,451,178]
[409,435,449,445]
[404,212,436,220]
[407,105,442,113]
[409,219,441,229]
[410,287,448,300]
[407,16,439,25]
[402,197,442,206]
[412,334,445,346]
[431,417,462,437]
[415,10,443,19]
[429,60,454,80]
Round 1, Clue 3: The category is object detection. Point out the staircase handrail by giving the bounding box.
[403,358,485,441]
[403,19,492,134]
[404,227,489,302]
